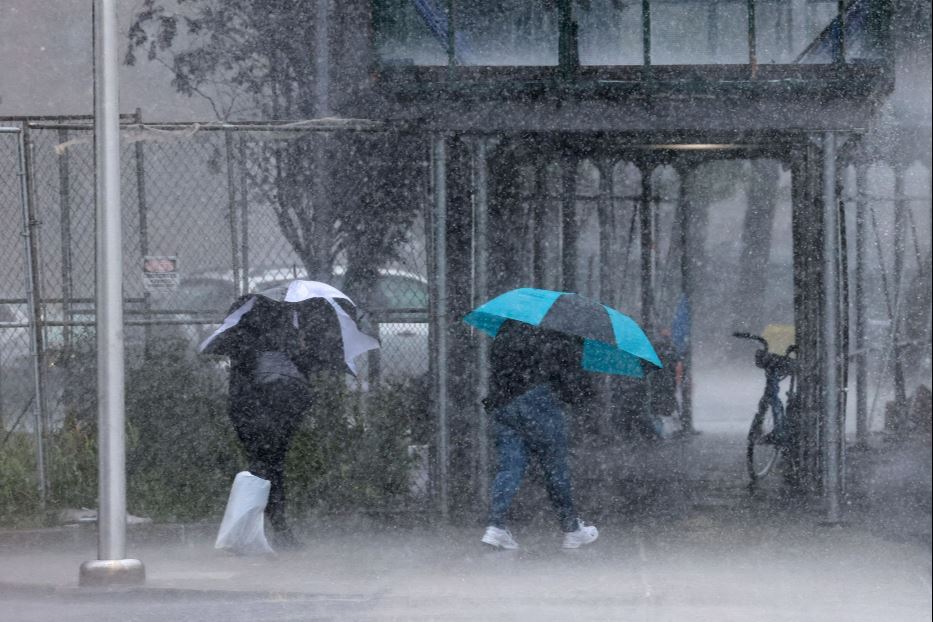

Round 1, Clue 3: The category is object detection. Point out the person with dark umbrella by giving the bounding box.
[201,281,379,548]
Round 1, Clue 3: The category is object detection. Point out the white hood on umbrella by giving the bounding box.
[198,279,380,375]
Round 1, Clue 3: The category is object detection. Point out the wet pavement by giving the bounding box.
[1,432,930,621]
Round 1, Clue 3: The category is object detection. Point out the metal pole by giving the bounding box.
[561,155,578,291]
[747,0,758,77]
[133,109,152,350]
[532,159,547,287]
[224,130,242,297]
[641,0,651,70]
[313,0,331,117]
[58,128,74,356]
[446,0,456,67]
[891,164,909,430]
[835,0,846,64]
[677,162,694,434]
[237,136,250,295]
[80,0,145,586]
[640,162,654,331]
[474,138,490,503]
[640,160,655,426]
[16,128,47,509]
[854,162,868,447]
[432,135,449,519]
[821,132,842,524]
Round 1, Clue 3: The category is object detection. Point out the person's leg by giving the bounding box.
[487,420,528,529]
[260,383,308,536]
[528,389,578,533]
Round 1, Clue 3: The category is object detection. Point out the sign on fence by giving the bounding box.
[142,256,179,291]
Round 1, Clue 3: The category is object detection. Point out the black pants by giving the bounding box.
[229,378,310,533]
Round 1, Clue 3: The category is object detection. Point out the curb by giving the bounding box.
[0,522,218,552]
[0,580,374,603]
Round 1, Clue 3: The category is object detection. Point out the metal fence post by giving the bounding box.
[237,135,250,295]
[16,127,47,509]
[224,129,242,296]
[133,109,152,348]
[58,128,74,356]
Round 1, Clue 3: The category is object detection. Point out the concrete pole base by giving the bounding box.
[79,559,145,587]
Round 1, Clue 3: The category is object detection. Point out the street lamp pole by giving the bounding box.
[79,0,145,586]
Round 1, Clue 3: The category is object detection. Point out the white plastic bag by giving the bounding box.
[215,471,275,556]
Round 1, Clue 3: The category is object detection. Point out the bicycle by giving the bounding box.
[733,332,798,484]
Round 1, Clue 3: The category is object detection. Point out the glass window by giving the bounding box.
[576,0,644,66]
[651,0,749,65]
[456,1,559,66]
[757,0,839,64]
[374,0,450,66]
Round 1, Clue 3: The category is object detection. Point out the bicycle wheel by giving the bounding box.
[747,404,780,482]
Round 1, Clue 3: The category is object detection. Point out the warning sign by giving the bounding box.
[143,256,179,291]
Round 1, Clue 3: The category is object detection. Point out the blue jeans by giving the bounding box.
[488,384,578,533]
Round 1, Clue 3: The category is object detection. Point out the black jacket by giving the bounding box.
[485,320,596,412]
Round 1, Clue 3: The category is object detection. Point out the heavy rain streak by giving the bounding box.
[0,1,930,620]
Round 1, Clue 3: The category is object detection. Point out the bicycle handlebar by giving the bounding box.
[732,332,769,350]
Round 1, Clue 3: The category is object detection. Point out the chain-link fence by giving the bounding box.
[0,128,36,440]
[21,118,428,399]
[0,119,432,511]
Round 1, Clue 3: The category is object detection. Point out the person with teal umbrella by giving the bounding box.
[465,288,662,550]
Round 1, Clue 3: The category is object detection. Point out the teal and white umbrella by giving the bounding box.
[464,288,661,377]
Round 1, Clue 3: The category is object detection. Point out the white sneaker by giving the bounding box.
[562,519,599,549]
[481,526,520,550]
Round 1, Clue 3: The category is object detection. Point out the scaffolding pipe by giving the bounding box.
[854,162,868,447]
[80,0,145,586]
[474,138,490,502]
[432,135,449,519]
[821,132,843,524]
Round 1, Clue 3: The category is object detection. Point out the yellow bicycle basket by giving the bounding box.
[761,324,795,355]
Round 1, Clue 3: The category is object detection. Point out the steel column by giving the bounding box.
[821,133,843,524]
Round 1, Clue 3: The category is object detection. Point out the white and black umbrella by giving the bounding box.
[199,280,379,375]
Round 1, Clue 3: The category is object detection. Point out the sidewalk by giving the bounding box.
[1,434,930,621]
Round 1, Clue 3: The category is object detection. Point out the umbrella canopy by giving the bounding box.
[464,288,661,377]
[198,280,379,375]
